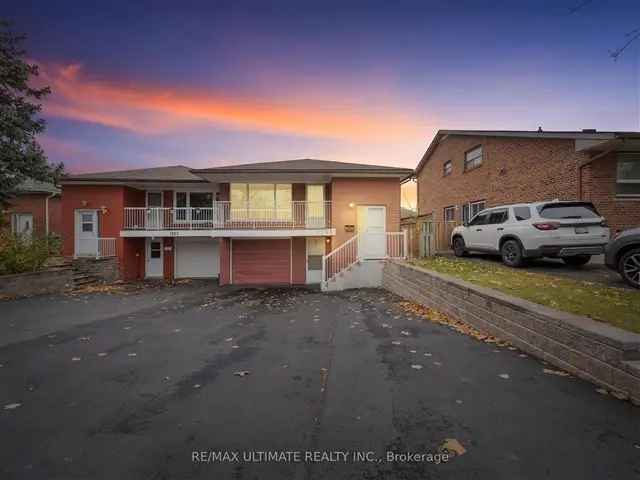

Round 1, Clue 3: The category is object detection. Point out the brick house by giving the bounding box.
[60,159,411,286]
[2,179,62,239]
[415,130,640,249]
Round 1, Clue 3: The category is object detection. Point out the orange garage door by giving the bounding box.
[232,239,291,284]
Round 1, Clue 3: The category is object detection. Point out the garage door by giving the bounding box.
[232,239,290,284]
[175,237,220,278]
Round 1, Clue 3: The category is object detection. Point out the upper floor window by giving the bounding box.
[230,184,292,220]
[617,154,640,196]
[443,160,452,177]
[444,205,456,222]
[464,146,483,172]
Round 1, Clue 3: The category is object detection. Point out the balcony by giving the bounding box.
[122,201,332,233]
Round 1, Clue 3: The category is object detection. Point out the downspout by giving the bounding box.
[45,192,57,236]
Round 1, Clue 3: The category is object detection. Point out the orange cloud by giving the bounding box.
[38,62,429,141]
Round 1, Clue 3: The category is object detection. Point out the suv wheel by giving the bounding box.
[619,248,640,289]
[501,239,525,267]
[562,255,591,267]
[452,237,467,257]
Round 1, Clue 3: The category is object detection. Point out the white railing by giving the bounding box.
[123,201,331,230]
[386,231,407,259]
[97,237,117,258]
[322,231,407,283]
[322,234,359,283]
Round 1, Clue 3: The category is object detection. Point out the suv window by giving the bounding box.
[538,202,599,219]
[513,206,531,221]
[469,212,489,226]
[487,209,508,224]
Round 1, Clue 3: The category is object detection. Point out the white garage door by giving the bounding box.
[175,237,220,278]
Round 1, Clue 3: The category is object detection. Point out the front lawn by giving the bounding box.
[410,256,640,334]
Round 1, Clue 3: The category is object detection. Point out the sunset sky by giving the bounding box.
[5,0,640,208]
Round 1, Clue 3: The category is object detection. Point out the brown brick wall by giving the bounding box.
[416,135,639,232]
[582,153,640,233]
[3,193,61,237]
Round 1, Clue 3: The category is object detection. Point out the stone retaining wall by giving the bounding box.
[0,268,73,298]
[383,260,640,404]
[73,257,119,283]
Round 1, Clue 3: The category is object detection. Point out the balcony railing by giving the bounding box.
[123,201,332,231]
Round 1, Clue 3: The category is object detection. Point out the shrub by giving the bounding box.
[0,232,61,275]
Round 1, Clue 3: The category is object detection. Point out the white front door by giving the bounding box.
[146,239,163,278]
[75,210,98,257]
[306,237,325,283]
[14,214,34,239]
[357,206,386,259]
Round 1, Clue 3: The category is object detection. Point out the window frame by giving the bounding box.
[464,145,483,172]
[462,200,486,224]
[443,205,456,223]
[616,154,640,197]
[443,160,452,177]
[230,183,293,221]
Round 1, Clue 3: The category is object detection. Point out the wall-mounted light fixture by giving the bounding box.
[100,206,108,215]
[81,200,88,207]
[348,202,355,208]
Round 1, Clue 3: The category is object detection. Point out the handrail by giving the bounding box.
[322,234,359,283]
[123,201,331,230]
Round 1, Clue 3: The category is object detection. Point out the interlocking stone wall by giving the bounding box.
[383,260,640,404]
[73,257,119,283]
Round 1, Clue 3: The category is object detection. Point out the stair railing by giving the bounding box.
[322,234,359,283]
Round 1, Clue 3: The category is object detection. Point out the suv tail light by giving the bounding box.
[533,222,560,231]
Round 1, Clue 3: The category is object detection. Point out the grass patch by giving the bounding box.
[410,256,640,334]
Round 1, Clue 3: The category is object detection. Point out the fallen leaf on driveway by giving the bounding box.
[173,329,182,333]
[498,373,510,379]
[433,361,442,366]
[596,388,608,396]
[97,352,107,357]
[234,370,251,377]
[391,341,402,345]
[409,350,417,354]
[455,399,463,405]
[400,331,411,336]
[424,353,432,357]
[78,337,90,342]
[518,354,528,358]
[440,438,466,456]
[411,364,423,370]
[543,368,570,377]
[71,357,81,362]
[225,337,233,342]
[4,403,21,410]
[232,345,239,349]
[128,353,137,357]
[193,384,201,388]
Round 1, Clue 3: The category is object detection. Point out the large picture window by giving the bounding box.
[230,184,292,220]
[617,154,640,196]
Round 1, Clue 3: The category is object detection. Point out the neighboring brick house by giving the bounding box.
[2,179,62,239]
[415,130,640,239]
[60,159,411,285]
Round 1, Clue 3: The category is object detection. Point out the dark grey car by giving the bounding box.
[605,227,640,289]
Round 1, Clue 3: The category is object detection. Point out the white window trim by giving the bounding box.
[145,191,164,208]
[443,206,456,223]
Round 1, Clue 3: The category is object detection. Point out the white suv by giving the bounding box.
[450,200,610,267]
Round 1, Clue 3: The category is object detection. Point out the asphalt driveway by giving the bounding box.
[0,283,638,479]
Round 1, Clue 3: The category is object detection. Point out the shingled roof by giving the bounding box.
[61,165,205,183]
[192,158,413,175]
